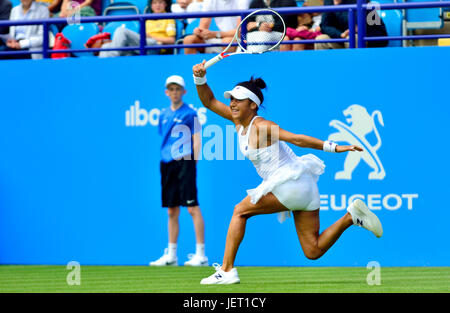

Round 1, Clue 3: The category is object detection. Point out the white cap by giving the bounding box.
[224,85,261,106]
[165,75,185,88]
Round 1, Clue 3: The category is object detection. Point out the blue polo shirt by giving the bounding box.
[158,103,201,163]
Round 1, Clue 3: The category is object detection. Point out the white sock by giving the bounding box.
[168,243,177,259]
[196,243,205,257]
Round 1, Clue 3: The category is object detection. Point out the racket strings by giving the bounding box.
[237,10,285,53]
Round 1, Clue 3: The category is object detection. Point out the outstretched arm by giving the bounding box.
[192,60,233,121]
[281,127,363,153]
[258,119,363,153]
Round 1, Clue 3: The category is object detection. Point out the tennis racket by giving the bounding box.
[204,8,286,69]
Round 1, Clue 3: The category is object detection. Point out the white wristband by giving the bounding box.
[323,140,337,153]
[193,74,207,85]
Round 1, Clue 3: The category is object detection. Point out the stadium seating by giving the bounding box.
[120,0,148,13]
[49,24,59,36]
[379,9,403,47]
[404,0,445,30]
[62,23,100,57]
[103,2,140,16]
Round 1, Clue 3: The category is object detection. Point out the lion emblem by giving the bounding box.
[328,104,385,180]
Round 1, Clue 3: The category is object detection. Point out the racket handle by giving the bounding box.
[204,54,223,69]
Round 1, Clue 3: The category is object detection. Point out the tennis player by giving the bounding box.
[192,61,383,284]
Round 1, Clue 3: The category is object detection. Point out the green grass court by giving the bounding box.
[0,266,448,293]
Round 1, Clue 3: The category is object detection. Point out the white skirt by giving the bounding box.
[246,154,325,220]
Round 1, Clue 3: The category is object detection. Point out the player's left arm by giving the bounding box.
[261,120,363,153]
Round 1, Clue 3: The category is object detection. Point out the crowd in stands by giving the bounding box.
[0,0,394,60]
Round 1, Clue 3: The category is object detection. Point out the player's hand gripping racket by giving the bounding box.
[204,8,286,69]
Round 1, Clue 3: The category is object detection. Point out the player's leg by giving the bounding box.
[292,209,353,260]
[221,193,288,271]
[293,199,383,260]
[200,193,288,284]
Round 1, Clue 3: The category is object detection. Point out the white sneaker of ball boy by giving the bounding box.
[149,248,178,266]
[199,199,382,285]
[184,253,209,266]
[150,243,209,267]
[184,243,209,266]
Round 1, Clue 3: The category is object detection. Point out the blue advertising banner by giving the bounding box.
[0,46,449,266]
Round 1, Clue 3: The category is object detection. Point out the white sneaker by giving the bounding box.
[200,263,240,285]
[184,254,209,266]
[149,248,178,266]
[347,199,383,238]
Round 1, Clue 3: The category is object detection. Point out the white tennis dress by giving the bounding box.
[238,116,325,216]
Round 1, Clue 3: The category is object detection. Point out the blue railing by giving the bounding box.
[0,1,449,58]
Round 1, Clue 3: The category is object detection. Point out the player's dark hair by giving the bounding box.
[236,76,267,110]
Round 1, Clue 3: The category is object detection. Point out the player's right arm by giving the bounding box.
[193,60,233,121]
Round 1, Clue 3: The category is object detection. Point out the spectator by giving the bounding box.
[315,0,388,49]
[35,0,61,16]
[1,0,49,59]
[246,0,298,52]
[282,1,322,51]
[0,0,12,38]
[171,0,203,24]
[183,0,250,55]
[171,0,204,14]
[98,0,175,58]
[53,0,101,18]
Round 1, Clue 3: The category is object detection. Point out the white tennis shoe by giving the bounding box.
[184,254,209,267]
[149,248,178,266]
[347,199,383,238]
[200,263,240,285]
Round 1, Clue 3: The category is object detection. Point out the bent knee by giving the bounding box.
[315,34,330,41]
[184,35,201,44]
[233,203,251,218]
[303,247,323,260]
[183,35,195,44]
